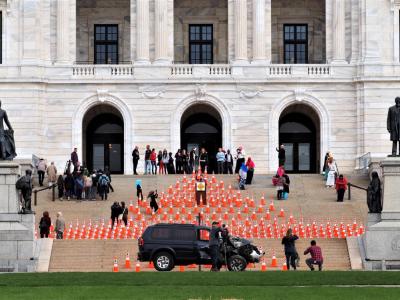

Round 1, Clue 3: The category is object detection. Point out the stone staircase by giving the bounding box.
[49,238,350,272]
[38,174,366,272]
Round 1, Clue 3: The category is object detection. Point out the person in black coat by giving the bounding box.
[110,202,122,228]
[148,190,159,213]
[132,146,140,175]
[64,171,75,200]
[276,144,286,167]
[39,211,51,238]
[281,229,299,270]
[167,152,175,174]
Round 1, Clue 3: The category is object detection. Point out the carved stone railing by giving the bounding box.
[308,65,331,76]
[170,64,231,77]
[269,65,292,76]
[72,65,133,78]
[72,65,95,77]
[209,65,232,76]
[171,65,193,76]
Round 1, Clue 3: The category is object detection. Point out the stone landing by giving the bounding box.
[0,163,35,272]
[364,157,400,270]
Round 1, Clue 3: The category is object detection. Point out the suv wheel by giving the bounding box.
[227,255,247,272]
[153,252,174,271]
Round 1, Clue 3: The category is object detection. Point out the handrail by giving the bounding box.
[33,184,57,206]
[347,182,367,200]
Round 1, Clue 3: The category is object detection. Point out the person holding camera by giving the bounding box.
[209,221,222,272]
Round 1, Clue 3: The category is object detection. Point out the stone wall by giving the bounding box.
[1,79,378,174]
[76,0,131,63]
[271,0,326,64]
[174,0,228,64]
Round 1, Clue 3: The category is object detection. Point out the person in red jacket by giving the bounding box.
[335,174,348,202]
[150,148,157,175]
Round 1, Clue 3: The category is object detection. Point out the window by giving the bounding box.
[151,228,172,240]
[189,25,213,64]
[174,229,196,241]
[284,24,308,64]
[94,25,118,64]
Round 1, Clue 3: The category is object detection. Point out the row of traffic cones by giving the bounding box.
[113,253,141,273]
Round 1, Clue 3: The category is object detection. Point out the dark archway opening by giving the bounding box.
[83,105,124,174]
[279,104,320,173]
[181,104,222,174]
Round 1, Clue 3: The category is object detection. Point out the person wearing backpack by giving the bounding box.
[39,211,51,238]
[98,171,110,200]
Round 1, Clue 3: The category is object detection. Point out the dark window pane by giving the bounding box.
[94,25,118,64]
[151,228,171,240]
[175,229,196,241]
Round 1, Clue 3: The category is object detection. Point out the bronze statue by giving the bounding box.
[387,97,400,156]
[16,169,33,214]
[367,171,382,213]
[0,100,17,160]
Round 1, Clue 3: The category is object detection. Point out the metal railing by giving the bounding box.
[33,184,57,206]
[347,182,367,200]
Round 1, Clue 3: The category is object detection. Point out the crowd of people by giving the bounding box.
[132,145,252,177]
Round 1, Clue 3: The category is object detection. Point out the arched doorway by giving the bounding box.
[181,104,222,173]
[82,105,124,174]
[279,104,320,173]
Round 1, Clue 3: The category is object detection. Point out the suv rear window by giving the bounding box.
[151,227,172,240]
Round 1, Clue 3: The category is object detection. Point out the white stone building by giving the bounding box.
[0,0,399,174]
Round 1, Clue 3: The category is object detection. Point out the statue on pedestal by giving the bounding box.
[16,169,33,214]
[367,171,382,213]
[387,97,400,156]
[0,100,17,160]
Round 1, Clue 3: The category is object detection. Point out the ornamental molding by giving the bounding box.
[96,89,109,102]
[239,89,261,99]
[293,88,308,101]
[194,84,207,100]
[140,85,166,99]
[391,235,400,251]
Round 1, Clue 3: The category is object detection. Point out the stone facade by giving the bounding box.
[174,0,228,64]
[271,0,326,63]
[0,0,399,175]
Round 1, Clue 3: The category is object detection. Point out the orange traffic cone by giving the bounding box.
[279,208,285,218]
[148,261,154,268]
[269,201,275,212]
[179,265,185,272]
[125,252,131,269]
[135,261,141,272]
[113,257,119,272]
[261,260,267,272]
[282,262,288,271]
[271,255,277,267]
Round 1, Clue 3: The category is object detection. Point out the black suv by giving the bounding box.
[137,223,264,271]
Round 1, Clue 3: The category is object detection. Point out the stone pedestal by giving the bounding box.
[0,162,35,272]
[364,157,400,270]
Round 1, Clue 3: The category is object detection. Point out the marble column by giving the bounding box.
[56,0,70,64]
[332,0,346,63]
[252,0,265,63]
[136,0,150,64]
[234,0,248,63]
[154,0,170,64]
